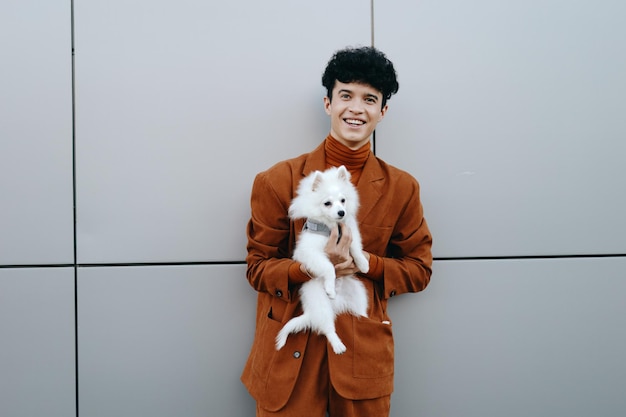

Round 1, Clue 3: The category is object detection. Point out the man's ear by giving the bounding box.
[379,104,389,121]
[323,96,332,115]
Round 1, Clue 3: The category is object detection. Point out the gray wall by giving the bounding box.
[1,1,624,416]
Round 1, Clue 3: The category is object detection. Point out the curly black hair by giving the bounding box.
[322,46,399,108]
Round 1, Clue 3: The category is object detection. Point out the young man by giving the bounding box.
[241,46,433,417]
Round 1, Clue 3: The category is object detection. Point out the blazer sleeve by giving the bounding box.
[379,175,433,299]
[245,170,295,302]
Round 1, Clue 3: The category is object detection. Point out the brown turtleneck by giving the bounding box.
[324,134,370,185]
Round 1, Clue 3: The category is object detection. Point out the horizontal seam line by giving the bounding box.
[3,254,626,268]
[434,254,626,261]
[0,261,247,269]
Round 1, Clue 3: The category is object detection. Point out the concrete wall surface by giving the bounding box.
[1,1,624,416]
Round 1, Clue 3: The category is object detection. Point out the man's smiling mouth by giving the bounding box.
[344,119,365,126]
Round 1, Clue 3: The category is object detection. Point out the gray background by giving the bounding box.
[1,0,624,416]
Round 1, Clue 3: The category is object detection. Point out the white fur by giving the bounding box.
[275,166,369,354]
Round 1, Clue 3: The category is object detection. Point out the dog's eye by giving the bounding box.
[324,201,332,207]
[341,198,346,203]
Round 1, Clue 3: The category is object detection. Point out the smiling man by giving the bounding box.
[242,46,433,417]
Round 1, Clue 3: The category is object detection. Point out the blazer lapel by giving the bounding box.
[292,142,327,240]
[356,153,386,222]
[301,141,327,178]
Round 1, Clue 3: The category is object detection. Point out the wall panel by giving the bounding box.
[0,268,76,417]
[0,0,74,265]
[374,0,626,258]
[388,257,626,417]
[78,264,256,417]
[74,0,371,264]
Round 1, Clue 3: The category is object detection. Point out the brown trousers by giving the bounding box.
[255,333,391,417]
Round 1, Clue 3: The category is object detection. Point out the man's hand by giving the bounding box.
[325,225,368,277]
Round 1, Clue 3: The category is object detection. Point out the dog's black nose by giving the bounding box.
[338,210,345,217]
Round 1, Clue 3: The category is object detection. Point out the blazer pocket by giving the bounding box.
[352,317,394,378]
[251,311,283,380]
[359,223,392,256]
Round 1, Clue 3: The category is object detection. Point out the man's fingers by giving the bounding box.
[337,224,352,248]
[329,225,339,240]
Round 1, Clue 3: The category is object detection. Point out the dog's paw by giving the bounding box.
[331,340,347,355]
[325,285,337,299]
[323,277,337,299]
[326,332,347,354]
[355,257,369,274]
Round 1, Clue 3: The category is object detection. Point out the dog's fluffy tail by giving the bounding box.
[275,316,310,350]
[275,313,348,354]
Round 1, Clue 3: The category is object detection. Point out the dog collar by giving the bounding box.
[303,219,332,237]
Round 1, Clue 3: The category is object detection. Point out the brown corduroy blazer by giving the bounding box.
[241,140,433,411]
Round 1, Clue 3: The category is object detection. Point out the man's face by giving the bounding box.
[324,81,388,150]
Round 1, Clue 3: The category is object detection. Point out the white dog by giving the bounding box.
[275,165,369,354]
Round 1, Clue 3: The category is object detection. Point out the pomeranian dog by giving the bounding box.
[275,165,369,354]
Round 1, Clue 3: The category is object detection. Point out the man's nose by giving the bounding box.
[349,100,364,113]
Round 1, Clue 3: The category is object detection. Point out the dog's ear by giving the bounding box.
[337,165,351,182]
[312,172,322,191]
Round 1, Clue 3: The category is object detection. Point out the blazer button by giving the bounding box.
[293,351,301,359]
[275,290,283,297]
[389,290,397,297]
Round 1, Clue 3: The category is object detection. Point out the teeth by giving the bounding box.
[345,119,364,125]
